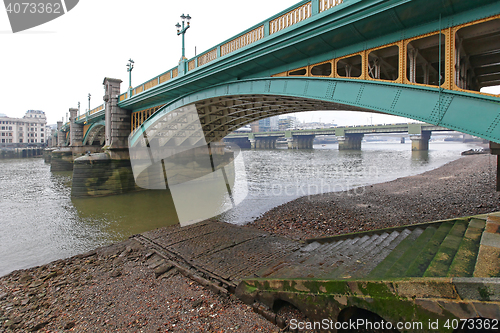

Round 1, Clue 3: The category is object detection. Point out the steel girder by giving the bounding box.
[129,77,500,148]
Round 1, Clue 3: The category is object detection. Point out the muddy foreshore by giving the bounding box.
[251,154,500,240]
[0,154,499,332]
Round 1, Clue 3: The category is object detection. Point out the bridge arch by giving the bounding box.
[83,120,105,146]
[130,77,499,148]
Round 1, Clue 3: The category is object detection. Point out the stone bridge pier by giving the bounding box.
[283,133,315,149]
[259,137,276,149]
[491,142,500,191]
[250,136,278,149]
[51,109,102,172]
[223,137,251,149]
[408,124,431,151]
[71,78,140,197]
[338,133,363,150]
[410,131,431,151]
[292,135,314,149]
[56,121,64,147]
[69,108,83,146]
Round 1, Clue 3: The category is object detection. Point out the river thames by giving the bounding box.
[0,141,476,276]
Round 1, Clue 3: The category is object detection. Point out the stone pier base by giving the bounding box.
[72,152,141,197]
[255,137,276,149]
[295,135,314,149]
[43,148,55,163]
[410,132,431,151]
[50,149,74,171]
[223,138,251,149]
[338,133,363,150]
[50,146,103,172]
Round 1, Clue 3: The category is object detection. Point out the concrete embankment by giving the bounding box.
[0,148,43,159]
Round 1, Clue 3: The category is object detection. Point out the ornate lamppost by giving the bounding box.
[127,59,134,97]
[88,93,91,114]
[175,14,191,75]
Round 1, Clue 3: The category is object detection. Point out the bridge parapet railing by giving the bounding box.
[117,0,345,102]
[221,25,265,56]
[89,104,104,116]
[270,2,312,35]
[76,104,104,122]
[197,48,218,67]
[319,0,343,13]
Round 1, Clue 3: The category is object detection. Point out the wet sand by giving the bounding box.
[0,154,498,332]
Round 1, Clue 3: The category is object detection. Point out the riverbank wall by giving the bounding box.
[0,147,43,159]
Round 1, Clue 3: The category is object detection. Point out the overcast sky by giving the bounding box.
[1,0,498,126]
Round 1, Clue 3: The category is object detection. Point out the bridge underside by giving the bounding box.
[129,77,500,150]
[83,123,105,146]
[196,95,370,144]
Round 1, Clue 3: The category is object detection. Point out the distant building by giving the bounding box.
[0,110,48,147]
[278,116,297,130]
[256,116,279,132]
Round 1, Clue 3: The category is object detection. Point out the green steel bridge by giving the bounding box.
[58,0,500,151]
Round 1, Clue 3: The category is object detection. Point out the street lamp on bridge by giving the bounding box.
[175,14,191,75]
[88,93,91,114]
[127,59,134,96]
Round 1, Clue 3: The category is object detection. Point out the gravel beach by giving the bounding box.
[251,154,500,240]
[0,154,498,332]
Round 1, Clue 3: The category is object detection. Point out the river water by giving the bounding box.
[0,141,475,276]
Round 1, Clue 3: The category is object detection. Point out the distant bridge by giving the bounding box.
[225,123,452,149]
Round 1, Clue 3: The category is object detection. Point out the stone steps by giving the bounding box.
[259,216,494,281]
[447,218,485,277]
[403,221,455,277]
[473,214,500,277]
[424,219,469,277]
[370,218,488,279]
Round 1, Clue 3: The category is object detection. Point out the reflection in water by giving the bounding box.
[71,190,179,239]
[0,141,475,276]
[411,150,430,162]
[0,158,179,277]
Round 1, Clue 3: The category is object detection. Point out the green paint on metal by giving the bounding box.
[117,0,500,113]
[82,120,105,146]
[128,78,500,148]
[408,123,423,135]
